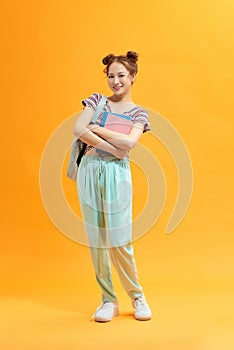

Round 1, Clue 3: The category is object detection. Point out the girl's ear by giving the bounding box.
[131,73,136,84]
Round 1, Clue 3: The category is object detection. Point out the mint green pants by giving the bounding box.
[77,155,144,301]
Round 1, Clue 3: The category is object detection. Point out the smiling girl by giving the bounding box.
[73,51,152,322]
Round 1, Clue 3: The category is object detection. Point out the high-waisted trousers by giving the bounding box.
[76,155,143,302]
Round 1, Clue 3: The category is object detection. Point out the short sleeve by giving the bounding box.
[133,108,151,133]
[81,92,102,110]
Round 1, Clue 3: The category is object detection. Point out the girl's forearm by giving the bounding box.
[90,126,136,150]
[73,127,117,155]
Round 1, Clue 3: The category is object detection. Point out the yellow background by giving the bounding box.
[1,0,234,349]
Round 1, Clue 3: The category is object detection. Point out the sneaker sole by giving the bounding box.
[95,309,119,322]
[134,314,152,321]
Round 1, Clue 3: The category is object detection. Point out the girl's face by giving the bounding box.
[107,62,136,96]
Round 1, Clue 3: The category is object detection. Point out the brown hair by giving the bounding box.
[102,51,138,76]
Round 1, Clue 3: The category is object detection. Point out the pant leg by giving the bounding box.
[109,243,143,300]
[77,156,116,301]
[89,247,117,302]
[77,155,108,248]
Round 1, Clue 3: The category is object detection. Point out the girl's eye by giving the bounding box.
[108,74,125,79]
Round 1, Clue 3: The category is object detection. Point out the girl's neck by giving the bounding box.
[108,93,134,104]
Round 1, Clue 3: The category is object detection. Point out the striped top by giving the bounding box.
[81,92,151,154]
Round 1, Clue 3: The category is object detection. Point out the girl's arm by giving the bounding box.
[73,107,128,158]
[88,122,144,150]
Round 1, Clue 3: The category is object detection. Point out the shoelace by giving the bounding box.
[90,302,114,321]
[133,297,147,310]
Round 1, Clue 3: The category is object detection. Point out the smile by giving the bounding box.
[113,86,123,90]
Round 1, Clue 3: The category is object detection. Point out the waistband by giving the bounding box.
[81,154,129,164]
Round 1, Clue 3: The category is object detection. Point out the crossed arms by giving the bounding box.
[73,107,144,159]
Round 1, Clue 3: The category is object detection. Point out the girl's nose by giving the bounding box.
[113,76,120,84]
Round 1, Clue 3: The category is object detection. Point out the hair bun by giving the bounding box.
[126,51,138,63]
[102,54,115,65]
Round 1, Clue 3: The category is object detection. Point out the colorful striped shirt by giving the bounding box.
[81,92,150,154]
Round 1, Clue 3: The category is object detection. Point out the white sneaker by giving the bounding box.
[132,295,152,321]
[91,301,119,322]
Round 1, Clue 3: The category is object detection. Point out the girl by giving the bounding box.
[73,51,152,322]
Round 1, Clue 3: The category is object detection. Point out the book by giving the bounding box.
[96,111,133,155]
[100,111,133,134]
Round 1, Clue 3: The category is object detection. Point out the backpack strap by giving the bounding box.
[90,94,107,124]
